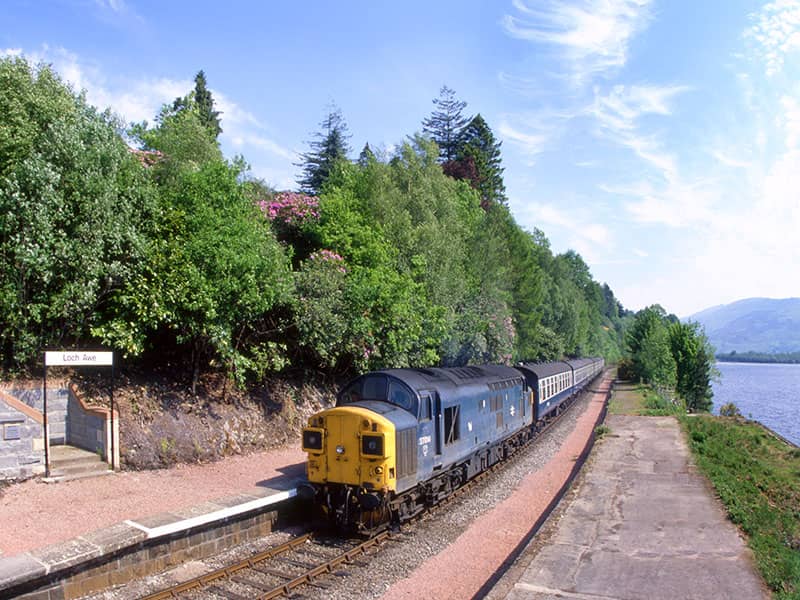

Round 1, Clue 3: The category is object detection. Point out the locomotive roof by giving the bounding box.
[516,361,572,379]
[373,364,523,390]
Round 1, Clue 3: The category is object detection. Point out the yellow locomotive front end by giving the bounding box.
[301,405,399,530]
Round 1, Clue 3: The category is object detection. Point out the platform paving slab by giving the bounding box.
[497,415,768,600]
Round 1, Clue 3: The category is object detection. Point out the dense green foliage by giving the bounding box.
[682,415,800,598]
[626,306,715,411]
[0,58,157,369]
[0,58,630,382]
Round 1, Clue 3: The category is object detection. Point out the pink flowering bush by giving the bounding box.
[308,249,347,273]
[257,192,319,225]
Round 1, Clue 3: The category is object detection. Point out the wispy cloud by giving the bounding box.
[711,149,753,169]
[501,0,653,85]
[745,0,800,77]
[514,201,612,263]
[588,83,688,182]
[497,121,550,161]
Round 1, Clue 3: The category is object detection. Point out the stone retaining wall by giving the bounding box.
[66,384,119,467]
[0,381,119,479]
[0,382,68,444]
[0,391,45,480]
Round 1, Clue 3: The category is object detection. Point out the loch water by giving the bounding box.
[712,362,800,446]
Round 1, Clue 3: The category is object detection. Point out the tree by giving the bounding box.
[627,305,674,385]
[133,100,222,186]
[422,85,470,163]
[169,70,222,141]
[192,70,222,139]
[297,107,351,195]
[457,114,506,207]
[358,142,376,166]
[0,57,157,370]
[669,322,715,412]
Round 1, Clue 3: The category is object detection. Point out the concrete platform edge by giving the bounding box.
[0,485,298,598]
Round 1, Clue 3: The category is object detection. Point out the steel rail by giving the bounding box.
[138,531,392,600]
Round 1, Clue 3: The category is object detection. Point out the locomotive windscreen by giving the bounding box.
[339,375,418,415]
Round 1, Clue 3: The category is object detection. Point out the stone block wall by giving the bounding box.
[0,391,45,480]
[66,384,119,468]
[4,384,68,445]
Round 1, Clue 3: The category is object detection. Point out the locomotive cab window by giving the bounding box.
[444,406,460,445]
[419,393,432,421]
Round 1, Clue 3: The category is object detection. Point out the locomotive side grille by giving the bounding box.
[395,427,417,480]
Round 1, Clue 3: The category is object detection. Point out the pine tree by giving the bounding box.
[422,85,470,163]
[358,142,376,166]
[193,70,222,139]
[296,108,351,195]
[457,114,506,208]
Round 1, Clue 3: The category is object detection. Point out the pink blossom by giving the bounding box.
[258,192,320,225]
[308,249,348,274]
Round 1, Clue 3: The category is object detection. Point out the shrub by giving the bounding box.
[719,402,742,418]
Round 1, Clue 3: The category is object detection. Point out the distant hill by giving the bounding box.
[687,298,800,354]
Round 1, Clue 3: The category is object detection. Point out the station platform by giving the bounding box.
[0,449,306,598]
[487,415,768,600]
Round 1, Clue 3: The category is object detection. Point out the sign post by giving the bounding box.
[43,351,116,476]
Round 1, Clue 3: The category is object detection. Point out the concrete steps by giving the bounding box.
[45,445,112,483]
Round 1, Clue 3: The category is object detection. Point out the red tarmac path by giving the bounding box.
[0,446,307,557]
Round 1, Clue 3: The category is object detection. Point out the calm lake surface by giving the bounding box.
[712,362,800,446]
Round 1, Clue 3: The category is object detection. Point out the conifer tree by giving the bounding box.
[456,114,506,208]
[422,85,470,162]
[296,107,351,194]
[358,142,376,166]
[193,70,222,139]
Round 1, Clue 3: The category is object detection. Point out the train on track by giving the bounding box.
[299,357,604,533]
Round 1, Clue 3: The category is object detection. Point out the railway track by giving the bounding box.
[139,374,605,600]
[139,531,393,599]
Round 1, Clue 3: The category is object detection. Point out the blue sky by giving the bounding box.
[3,0,799,317]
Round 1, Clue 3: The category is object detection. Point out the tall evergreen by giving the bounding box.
[193,70,222,139]
[296,107,351,195]
[456,114,506,208]
[422,85,470,162]
[358,142,376,166]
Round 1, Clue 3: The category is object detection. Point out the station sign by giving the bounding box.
[45,351,114,367]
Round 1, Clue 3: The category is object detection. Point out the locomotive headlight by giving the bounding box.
[374,466,383,474]
[302,427,324,453]
[361,434,384,457]
[336,445,345,454]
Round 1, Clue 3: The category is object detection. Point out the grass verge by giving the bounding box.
[681,415,800,599]
[608,381,683,416]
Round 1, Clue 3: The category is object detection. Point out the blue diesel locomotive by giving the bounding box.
[300,357,604,532]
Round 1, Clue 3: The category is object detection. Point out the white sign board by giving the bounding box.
[45,351,114,367]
